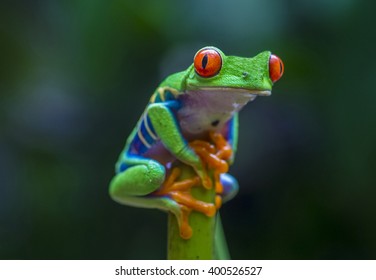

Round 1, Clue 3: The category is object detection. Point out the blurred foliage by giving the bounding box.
[1,0,375,259]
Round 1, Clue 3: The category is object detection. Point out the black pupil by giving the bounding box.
[202,54,208,69]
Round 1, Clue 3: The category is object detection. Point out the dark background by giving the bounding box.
[1,0,375,259]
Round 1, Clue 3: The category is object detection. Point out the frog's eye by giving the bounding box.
[194,48,222,78]
[269,54,284,83]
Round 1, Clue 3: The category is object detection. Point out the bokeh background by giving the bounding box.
[1,0,375,259]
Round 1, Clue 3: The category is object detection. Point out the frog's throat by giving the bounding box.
[186,87,271,96]
[178,87,264,135]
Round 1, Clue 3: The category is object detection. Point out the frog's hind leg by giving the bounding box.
[109,155,166,199]
[109,155,184,223]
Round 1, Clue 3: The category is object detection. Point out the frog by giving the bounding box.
[109,46,283,239]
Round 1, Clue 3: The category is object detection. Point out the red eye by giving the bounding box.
[269,54,284,83]
[194,48,222,78]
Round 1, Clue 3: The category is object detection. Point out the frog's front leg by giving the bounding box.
[147,101,211,187]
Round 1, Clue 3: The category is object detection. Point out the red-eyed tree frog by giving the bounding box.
[109,46,283,239]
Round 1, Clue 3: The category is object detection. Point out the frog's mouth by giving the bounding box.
[197,87,271,96]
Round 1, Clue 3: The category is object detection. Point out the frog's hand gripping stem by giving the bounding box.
[158,131,235,239]
[189,131,233,208]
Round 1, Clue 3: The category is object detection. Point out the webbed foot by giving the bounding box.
[153,167,216,239]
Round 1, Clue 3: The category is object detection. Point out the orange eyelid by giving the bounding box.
[194,48,222,78]
[269,54,284,83]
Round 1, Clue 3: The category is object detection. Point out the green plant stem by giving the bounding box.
[214,214,230,260]
[167,163,228,260]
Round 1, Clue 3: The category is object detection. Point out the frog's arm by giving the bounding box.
[147,101,205,177]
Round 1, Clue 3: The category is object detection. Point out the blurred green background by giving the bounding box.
[1,0,376,259]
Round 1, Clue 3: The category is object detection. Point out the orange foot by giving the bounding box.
[154,167,216,239]
[209,131,232,161]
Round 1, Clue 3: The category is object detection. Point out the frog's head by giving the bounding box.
[184,46,284,96]
[166,47,284,134]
